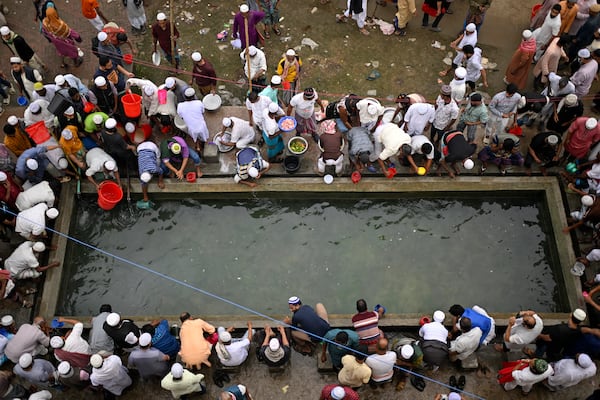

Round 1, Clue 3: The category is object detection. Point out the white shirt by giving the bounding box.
[433,96,459,130]
[365,351,396,382]
[449,327,482,360]
[450,78,466,103]
[90,355,132,396]
[245,95,273,129]
[465,48,483,83]
[506,314,544,351]
[376,123,411,160]
[85,148,118,177]
[161,370,205,399]
[404,103,435,136]
[533,12,561,48]
[419,321,448,343]
[31,85,57,103]
[177,100,209,142]
[453,30,478,65]
[228,117,256,144]
[356,98,384,125]
[219,338,250,367]
[290,92,319,119]
[64,323,91,354]
[547,358,597,389]
[512,365,554,387]
[15,203,48,238]
[240,49,267,80]
[262,107,284,136]
[410,135,435,159]
[4,241,39,276]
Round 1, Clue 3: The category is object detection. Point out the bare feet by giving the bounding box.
[439,70,449,77]
[158,181,165,189]
[196,169,203,178]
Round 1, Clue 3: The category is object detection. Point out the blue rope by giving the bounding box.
[11,206,487,399]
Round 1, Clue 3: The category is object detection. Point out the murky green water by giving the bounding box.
[58,192,563,316]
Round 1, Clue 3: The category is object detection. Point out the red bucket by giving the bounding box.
[186,172,196,183]
[84,102,95,113]
[121,93,142,118]
[123,53,133,65]
[419,316,431,326]
[351,171,361,184]
[97,181,123,210]
[386,167,397,179]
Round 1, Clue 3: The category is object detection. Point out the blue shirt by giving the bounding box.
[324,329,360,367]
[152,320,180,359]
[292,305,330,342]
[15,146,49,183]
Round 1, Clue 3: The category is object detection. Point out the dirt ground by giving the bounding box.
[1,0,600,399]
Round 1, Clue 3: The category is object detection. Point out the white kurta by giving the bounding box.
[90,355,132,396]
[177,100,210,143]
[547,358,597,389]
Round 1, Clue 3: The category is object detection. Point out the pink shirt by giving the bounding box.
[566,117,600,159]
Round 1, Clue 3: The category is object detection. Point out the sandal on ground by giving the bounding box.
[273,27,281,35]
[395,379,406,391]
[264,30,270,39]
[22,300,33,308]
[58,176,71,183]
[24,288,38,295]
[449,375,457,390]
[359,28,370,35]
[439,70,448,77]
[457,375,466,391]
[336,14,347,23]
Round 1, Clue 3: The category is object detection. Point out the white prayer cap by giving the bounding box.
[1,315,14,326]
[64,106,74,115]
[454,67,467,79]
[331,386,345,400]
[125,332,137,345]
[219,330,232,342]
[248,45,258,56]
[144,85,155,96]
[433,310,445,322]
[57,361,72,376]
[0,172,7,182]
[105,118,117,129]
[139,332,152,346]
[106,312,120,326]
[240,4,249,12]
[449,393,461,400]
[171,363,184,378]
[579,48,592,59]
[46,208,59,219]
[367,104,378,116]
[54,75,66,85]
[238,385,247,395]
[573,308,587,322]
[19,353,33,368]
[522,30,533,40]
[268,102,279,113]
[29,102,41,113]
[97,31,108,41]
[578,353,593,368]
[94,76,107,87]
[184,87,195,97]
[269,338,280,351]
[156,12,166,21]
[288,296,301,305]
[92,114,104,125]
[90,354,103,368]
[463,159,474,170]
[165,77,175,88]
[104,160,116,171]
[401,344,414,359]
[286,49,296,57]
[582,195,594,206]
[140,172,152,183]
[222,117,232,127]
[9,56,21,64]
[33,242,46,252]
[191,52,202,62]
[465,23,476,32]
[61,129,73,140]
[125,122,136,133]
[271,75,282,85]
[59,156,69,168]
[170,142,181,155]
[50,336,64,349]
[547,135,559,145]
[248,167,259,178]
[586,118,598,130]
[565,93,578,106]
[26,159,38,170]
[0,26,10,36]
[7,115,18,125]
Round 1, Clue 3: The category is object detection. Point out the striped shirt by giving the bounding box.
[137,142,162,176]
[351,311,380,342]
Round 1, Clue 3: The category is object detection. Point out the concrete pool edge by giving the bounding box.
[43,176,584,324]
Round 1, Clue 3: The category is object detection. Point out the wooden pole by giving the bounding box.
[169,0,176,69]
[244,15,252,92]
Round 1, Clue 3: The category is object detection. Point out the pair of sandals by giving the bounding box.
[212,370,230,388]
[449,375,466,391]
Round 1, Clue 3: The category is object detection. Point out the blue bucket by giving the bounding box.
[17,96,28,106]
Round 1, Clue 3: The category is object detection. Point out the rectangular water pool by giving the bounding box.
[57,191,566,316]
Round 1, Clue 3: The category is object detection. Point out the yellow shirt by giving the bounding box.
[276,57,302,83]
[4,129,31,157]
[59,127,84,156]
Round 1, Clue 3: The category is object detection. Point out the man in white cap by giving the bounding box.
[257,325,291,367]
[96,32,121,68]
[439,23,478,77]
[4,240,58,280]
[190,51,217,96]
[546,352,597,390]
[288,87,324,142]
[85,147,120,189]
[127,332,170,379]
[394,342,424,390]
[4,115,32,157]
[564,116,600,161]
[152,12,180,69]
[50,317,91,365]
[94,56,132,93]
[571,47,599,98]
[276,49,302,106]
[233,4,265,49]
[528,309,587,361]
[233,145,271,187]
[31,82,55,103]
[101,118,136,170]
[240,45,267,92]
[177,87,210,151]
[218,117,255,150]
[418,310,449,370]
[57,360,90,389]
[283,296,330,355]
[160,135,203,179]
[437,130,477,178]
[102,312,140,351]
[258,75,282,104]
[373,122,411,175]
[215,322,253,367]
[82,0,108,31]
[165,76,193,105]
[403,101,435,138]
[0,315,16,339]
[90,76,118,116]
[90,353,132,396]
[356,97,384,133]
[448,66,467,103]
[137,140,164,202]
[123,0,147,35]
[126,77,159,115]
[320,384,359,400]
[317,119,344,175]
[219,383,253,400]
[4,316,50,363]
[83,111,109,142]
[23,99,54,129]
[15,146,54,186]
[546,93,583,134]
[59,127,86,170]
[161,362,206,398]
[261,100,285,161]
[13,353,57,388]
[9,56,42,100]
[0,26,46,72]
[54,73,90,96]
[434,392,463,400]
[15,203,59,240]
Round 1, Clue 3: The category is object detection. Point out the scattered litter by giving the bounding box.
[440,45,446,51]
[442,57,453,66]
[183,11,195,21]
[301,37,319,50]
[282,385,289,394]
[408,37,416,42]
[280,36,292,42]
[311,7,318,14]
[431,40,441,49]
[372,18,395,35]
[216,30,227,41]
[217,44,228,51]
[367,90,377,96]
[279,16,285,22]
[199,28,210,35]
[365,62,371,67]
[447,51,454,58]
[371,60,379,68]
[366,70,381,81]
[390,63,395,67]
[231,38,242,49]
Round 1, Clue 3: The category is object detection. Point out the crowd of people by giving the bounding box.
[2,0,600,398]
